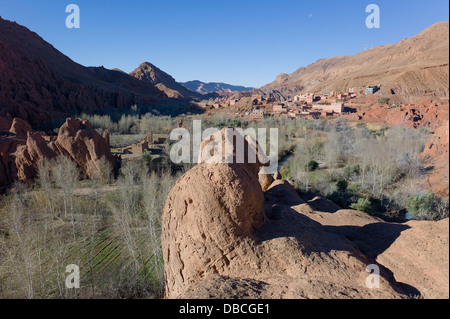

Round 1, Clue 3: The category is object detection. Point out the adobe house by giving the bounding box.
[294,93,315,103]
[321,111,333,117]
[250,109,265,119]
[365,85,380,95]
[153,137,167,144]
[123,140,149,154]
[273,104,287,112]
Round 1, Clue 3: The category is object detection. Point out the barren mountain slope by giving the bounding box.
[130,62,202,100]
[180,80,254,94]
[262,22,449,99]
[0,18,193,128]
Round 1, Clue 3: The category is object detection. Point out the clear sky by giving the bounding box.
[0,0,448,87]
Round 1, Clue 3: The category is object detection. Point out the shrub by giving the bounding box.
[378,97,390,105]
[336,178,348,192]
[327,191,348,208]
[141,150,153,164]
[350,197,372,214]
[406,191,448,220]
[307,160,319,172]
[280,165,290,180]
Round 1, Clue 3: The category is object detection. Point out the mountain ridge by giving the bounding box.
[261,21,449,100]
[0,18,197,128]
[129,62,202,100]
[180,80,254,94]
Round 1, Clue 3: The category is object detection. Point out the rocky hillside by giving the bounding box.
[180,80,254,94]
[162,128,449,299]
[129,62,202,100]
[0,18,195,128]
[262,22,449,100]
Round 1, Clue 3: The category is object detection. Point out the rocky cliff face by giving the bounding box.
[161,129,449,299]
[261,22,449,100]
[0,18,195,128]
[130,62,201,100]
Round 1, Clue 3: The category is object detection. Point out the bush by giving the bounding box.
[378,97,390,105]
[406,192,435,220]
[406,191,448,220]
[327,191,347,208]
[141,150,153,164]
[336,178,348,192]
[307,160,319,172]
[350,197,372,214]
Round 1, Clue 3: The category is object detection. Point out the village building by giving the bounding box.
[348,87,361,94]
[312,102,344,113]
[123,140,149,154]
[249,109,265,119]
[321,111,333,117]
[273,104,287,112]
[294,93,315,104]
[365,85,380,95]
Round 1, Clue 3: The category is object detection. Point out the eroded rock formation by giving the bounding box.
[160,129,446,299]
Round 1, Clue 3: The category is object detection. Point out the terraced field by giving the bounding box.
[65,227,158,286]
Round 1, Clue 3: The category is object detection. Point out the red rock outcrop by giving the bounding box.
[0,117,115,188]
[162,130,412,299]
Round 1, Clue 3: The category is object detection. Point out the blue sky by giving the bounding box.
[0,0,448,87]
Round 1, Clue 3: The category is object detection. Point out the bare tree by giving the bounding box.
[52,156,79,240]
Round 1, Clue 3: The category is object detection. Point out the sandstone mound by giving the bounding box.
[54,118,116,178]
[162,130,411,299]
[0,117,115,187]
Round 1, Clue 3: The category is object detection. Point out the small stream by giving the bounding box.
[277,152,294,171]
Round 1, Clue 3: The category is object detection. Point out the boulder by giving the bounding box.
[273,171,282,180]
[258,173,274,192]
[161,129,408,299]
[9,117,32,137]
[54,118,116,179]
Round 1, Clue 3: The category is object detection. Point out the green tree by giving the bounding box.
[307,160,319,172]
[336,178,348,192]
[350,197,372,214]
